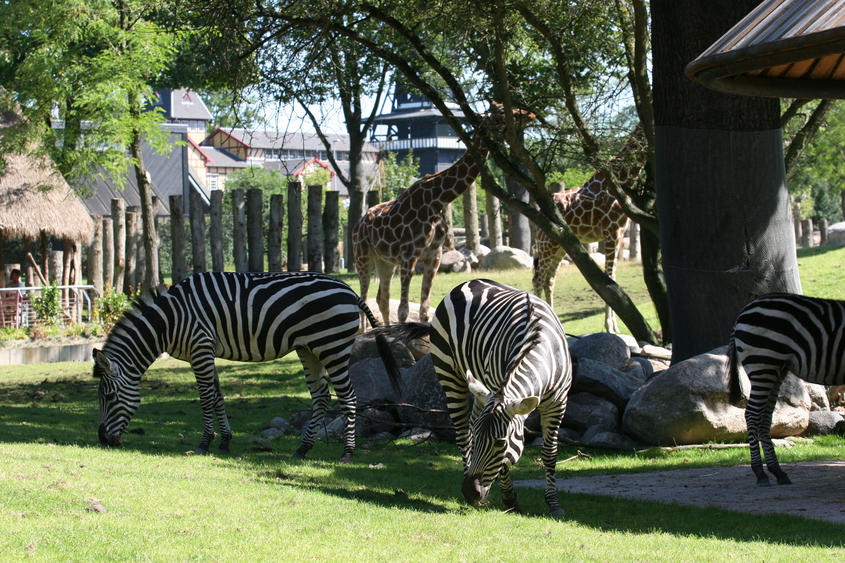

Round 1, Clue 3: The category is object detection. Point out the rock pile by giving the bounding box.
[253,332,845,450]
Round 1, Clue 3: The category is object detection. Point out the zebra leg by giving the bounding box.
[434,364,473,469]
[293,349,331,460]
[499,465,521,514]
[745,405,768,485]
[541,405,566,517]
[190,348,229,455]
[759,381,791,485]
[322,352,358,462]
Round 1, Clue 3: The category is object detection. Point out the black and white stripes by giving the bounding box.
[94,272,397,460]
[429,279,572,516]
[728,293,845,485]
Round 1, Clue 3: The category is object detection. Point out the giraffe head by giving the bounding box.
[480,101,536,135]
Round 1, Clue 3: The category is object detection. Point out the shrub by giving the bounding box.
[95,286,133,332]
[31,283,62,326]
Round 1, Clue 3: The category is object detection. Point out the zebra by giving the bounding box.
[427,279,572,517]
[93,271,399,461]
[727,293,845,486]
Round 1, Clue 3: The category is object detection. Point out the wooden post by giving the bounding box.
[169,195,187,285]
[801,218,814,247]
[209,189,224,272]
[463,181,480,255]
[232,189,247,273]
[49,249,63,284]
[111,198,125,292]
[366,189,380,209]
[307,184,323,273]
[268,193,284,272]
[485,188,503,248]
[102,218,113,290]
[73,239,83,322]
[23,237,35,288]
[821,218,829,246]
[61,238,72,311]
[287,180,303,272]
[323,191,339,273]
[88,218,104,294]
[247,188,264,272]
[124,207,138,293]
[189,189,207,273]
[135,210,146,289]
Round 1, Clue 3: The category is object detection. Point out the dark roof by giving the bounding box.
[150,88,213,121]
[208,128,379,154]
[373,106,466,124]
[78,125,202,217]
[202,146,250,169]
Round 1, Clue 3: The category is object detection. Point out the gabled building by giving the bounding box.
[149,88,213,145]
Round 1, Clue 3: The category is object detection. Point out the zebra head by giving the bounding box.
[93,348,141,447]
[461,371,538,507]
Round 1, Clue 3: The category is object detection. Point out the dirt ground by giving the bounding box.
[516,460,845,525]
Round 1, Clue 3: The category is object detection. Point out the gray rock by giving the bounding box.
[558,427,581,445]
[478,246,534,270]
[805,382,830,411]
[561,392,619,432]
[568,333,631,371]
[398,427,433,443]
[356,407,397,437]
[807,410,845,436]
[369,431,396,442]
[268,417,293,434]
[438,249,472,273]
[572,357,645,408]
[583,430,639,450]
[827,220,845,246]
[394,355,453,440]
[623,346,810,446]
[260,427,286,440]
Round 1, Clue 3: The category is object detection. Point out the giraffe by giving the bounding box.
[353,102,535,324]
[532,125,645,333]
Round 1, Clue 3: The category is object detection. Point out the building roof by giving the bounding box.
[201,146,251,169]
[207,127,379,153]
[373,106,466,124]
[0,103,94,243]
[150,88,213,122]
[686,0,845,98]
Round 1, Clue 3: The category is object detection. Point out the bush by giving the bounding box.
[95,286,133,332]
[31,283,62,326]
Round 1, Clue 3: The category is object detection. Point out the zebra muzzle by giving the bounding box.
[462,476,491,506]
[98,424,122,447]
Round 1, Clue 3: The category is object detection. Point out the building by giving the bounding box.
[371,85,469,175]
[149,88,213,145]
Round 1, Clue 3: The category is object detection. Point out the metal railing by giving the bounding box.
[0,285,99,328]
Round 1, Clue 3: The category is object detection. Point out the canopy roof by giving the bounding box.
[0,105,94,243]
[686,0,845,98]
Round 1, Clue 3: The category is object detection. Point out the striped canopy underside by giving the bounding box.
[686,0,845,98]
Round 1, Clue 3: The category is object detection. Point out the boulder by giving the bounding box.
[805,382,830,411]
[827,221,845,246]
[582,427,639,450]
[623,346,810,445]
[438,249,472,273]
[806,410,845,436]
[572,357,645,408]
[478,245,534,270]
[568,333,631,371]
[561,392,620,432]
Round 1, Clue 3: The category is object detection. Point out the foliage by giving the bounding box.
[30,284,62,327]
[0,326,28,344]
[94,286,133,333]
[379,149,421,200]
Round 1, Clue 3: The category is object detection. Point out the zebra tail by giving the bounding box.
[726,336,744,406]
[364,322,433,397]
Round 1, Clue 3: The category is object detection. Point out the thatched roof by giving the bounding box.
[0,104,94,244]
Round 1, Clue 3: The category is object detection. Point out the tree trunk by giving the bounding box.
[640,225,671,343]
[169,195,187,285]
[124,208,138,294]
[485,187,503,248]
[89,218,104,294]
[210,190,224,272]
[231,189,247,273]
[323,190,340,273]
[652,0,802,362]
[307,185,324,273]
[102,217,113,290]
[129,107,159,292]
[247,188,264,272]
[463,181,480,255]
[345,132,367,273]
[189,189,206,274]
[287,180,303,272]
[111,198,125,292]
[269,193,284,272]
[444,202,455,251]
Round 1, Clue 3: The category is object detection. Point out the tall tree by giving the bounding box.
[652,0,801,361]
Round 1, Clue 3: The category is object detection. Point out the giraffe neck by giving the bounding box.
[432,132,490,205]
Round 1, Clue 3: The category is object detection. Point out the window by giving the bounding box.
[208,173,218,190]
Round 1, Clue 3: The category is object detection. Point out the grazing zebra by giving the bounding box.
[727,293,845,486]
[93,272,399,461]
[428,279,572,517]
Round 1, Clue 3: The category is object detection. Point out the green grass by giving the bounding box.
[2,355,845,560]
[2,246,845,560]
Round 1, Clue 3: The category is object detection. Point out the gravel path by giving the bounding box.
[515,460,845,525]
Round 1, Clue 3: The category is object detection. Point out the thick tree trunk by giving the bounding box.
[507,176,530,252]
[128,105,159,291]
[323,190,340,273]
[485,187,503,247]
[653,0,802,362]
[247,188,264,272]
[307,185,324,273]
[231,189,247,273]
[189,189,207,274]
[111,198,125,292]
[463,181,480,255]
[169,195,187,285]
[102,218,113,290]
[210,190,224,272]
[268,193,284,272]
[287,180,303,272]
[124,208,138,294]
[88,218,103,294]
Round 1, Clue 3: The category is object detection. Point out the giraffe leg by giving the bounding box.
[419,248,441,323]
[397,259,417,323]
[374,259,395,325]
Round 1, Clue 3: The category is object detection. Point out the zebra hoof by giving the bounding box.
[775,473,792,485]
[502,493,521,514]
[548,506,566,519]
[291,448,308,460]
[195,447,210,455]
[339,453,353,464]
[218,445,231,454]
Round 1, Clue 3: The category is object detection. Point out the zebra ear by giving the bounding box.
[93,348,115,378]
[504,396,539,417]
[466,370,493,401]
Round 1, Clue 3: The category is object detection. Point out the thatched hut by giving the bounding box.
[0,105,94,288]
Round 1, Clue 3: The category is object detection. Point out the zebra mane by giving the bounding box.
[103,287,167,348]
[503,293,544,381]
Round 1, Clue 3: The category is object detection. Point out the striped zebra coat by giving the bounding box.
[429,279,572,517]
[727,293,845,485]
[94,272,398,461]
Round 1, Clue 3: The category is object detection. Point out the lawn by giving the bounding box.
[1,246,844,560]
